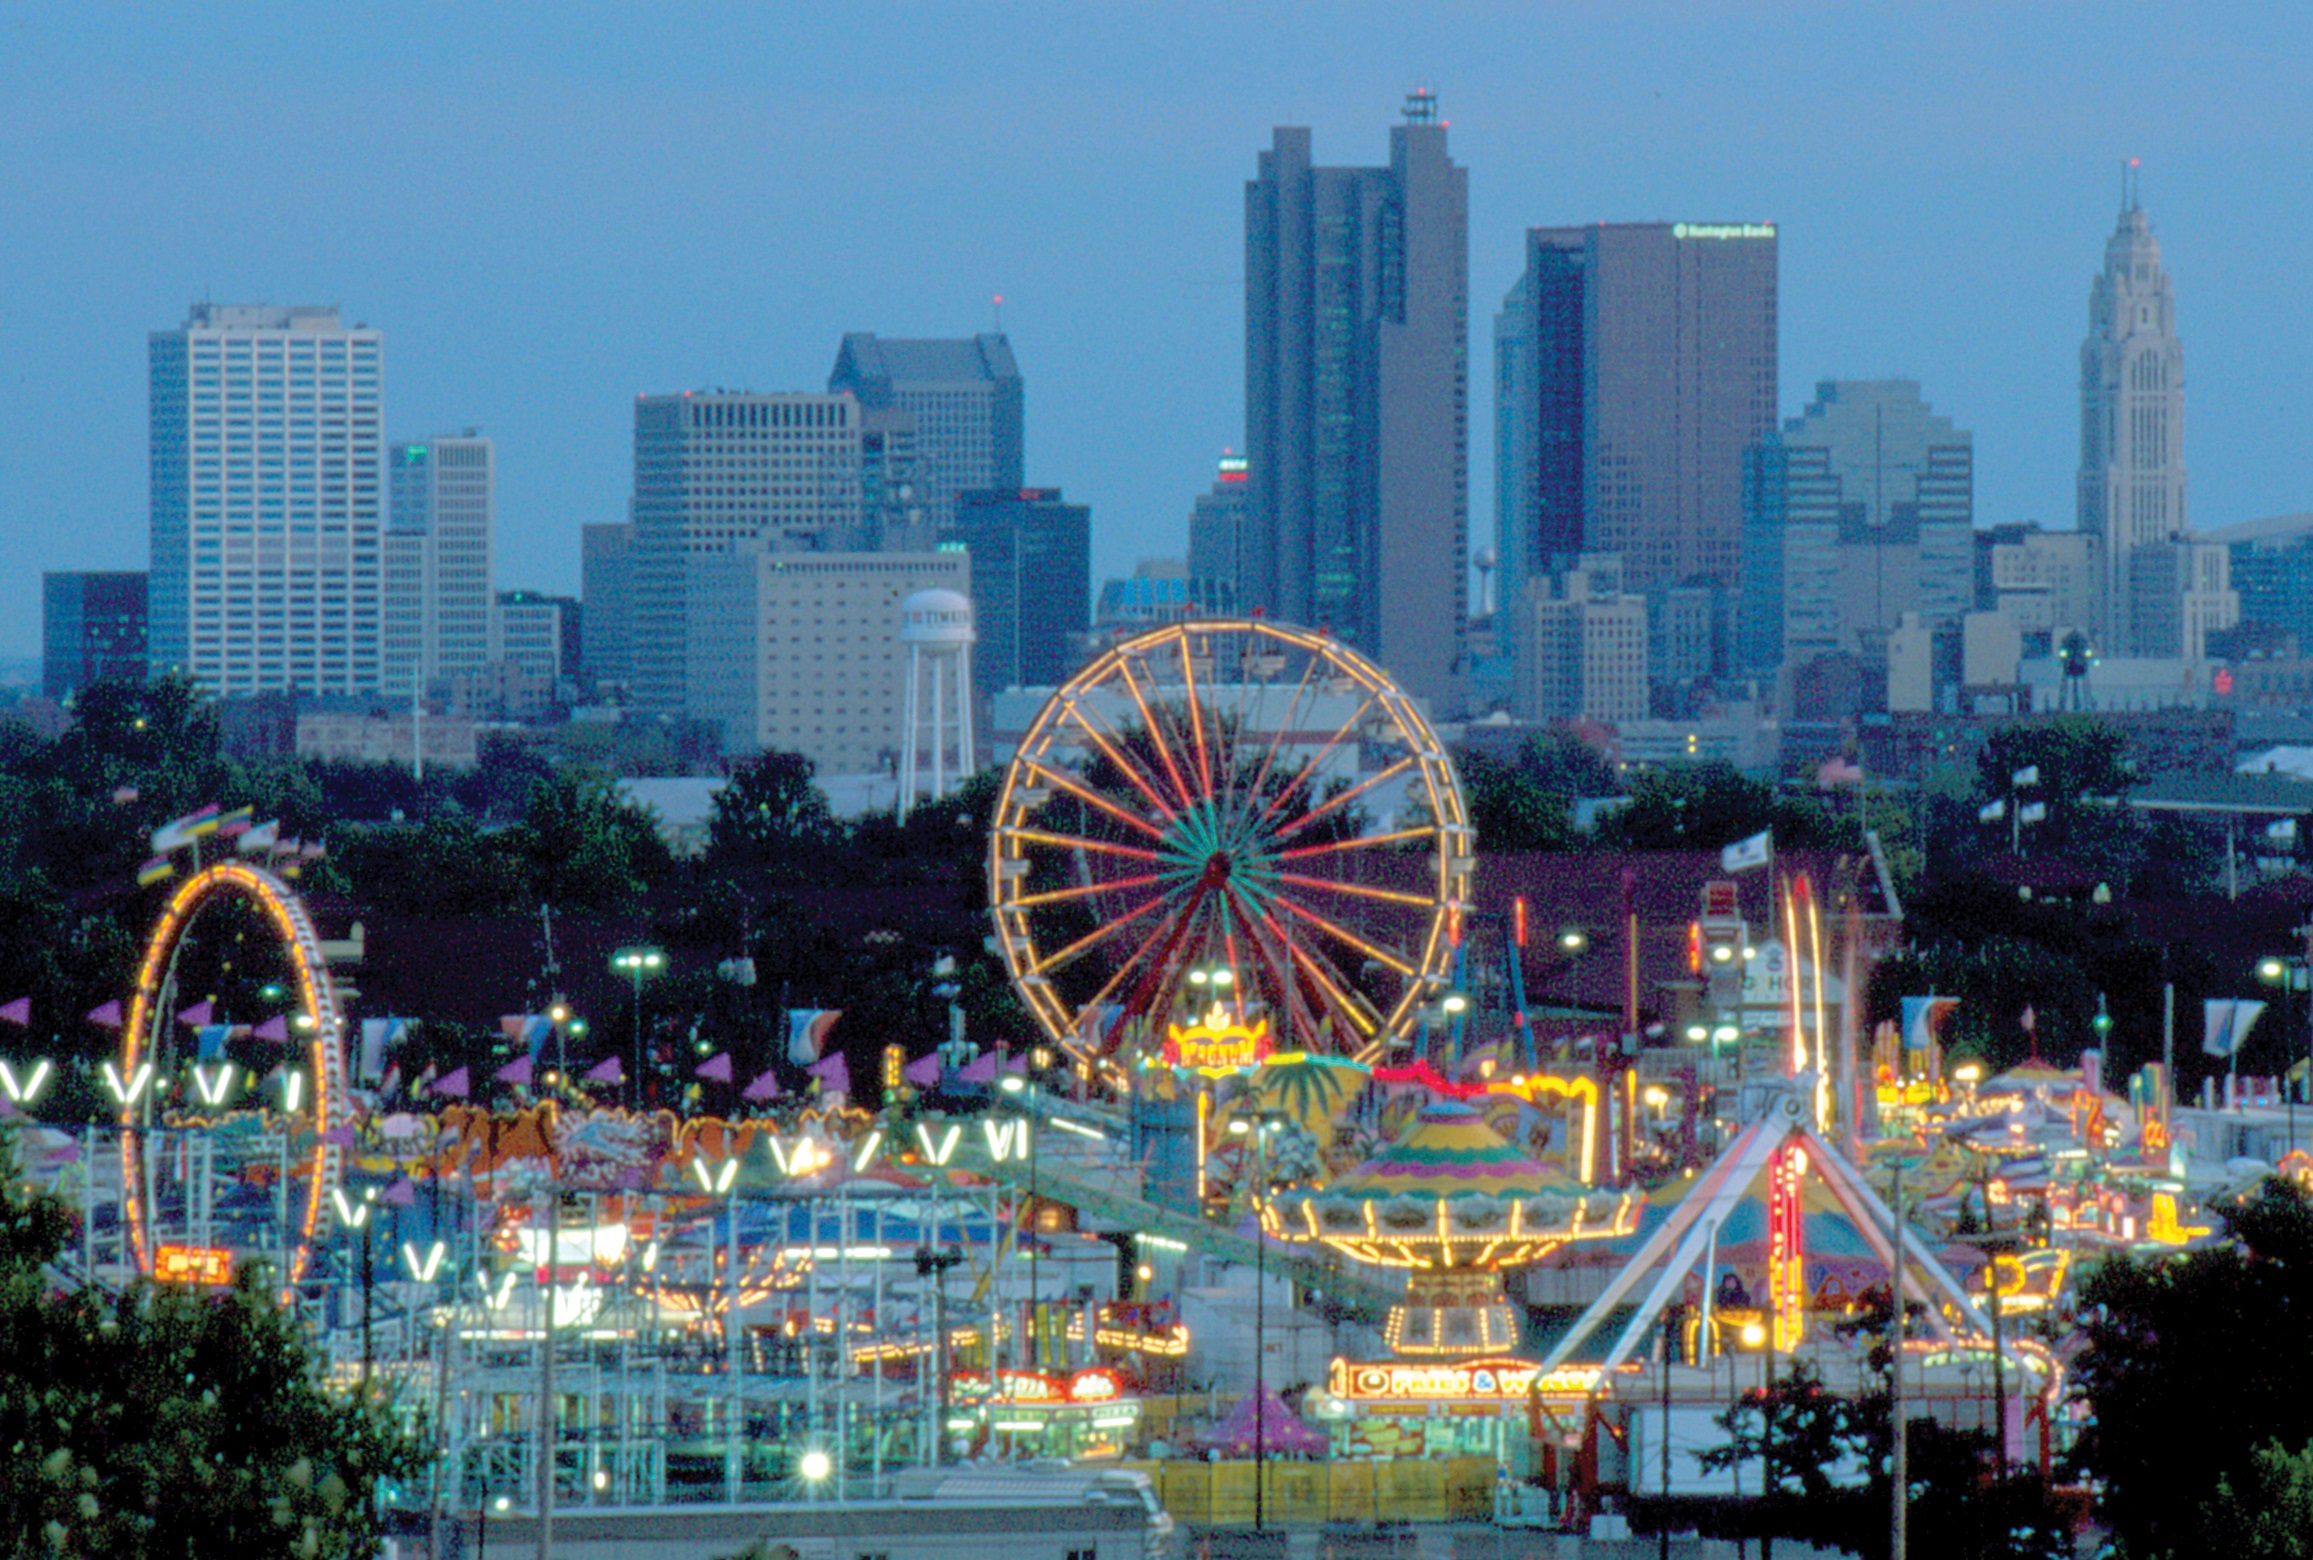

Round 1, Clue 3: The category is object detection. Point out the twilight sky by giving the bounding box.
[2,2,2308,663]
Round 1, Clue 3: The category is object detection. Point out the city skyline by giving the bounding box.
[3,6,2309,663]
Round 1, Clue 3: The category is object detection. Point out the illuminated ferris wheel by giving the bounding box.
[988,619,1473,1067]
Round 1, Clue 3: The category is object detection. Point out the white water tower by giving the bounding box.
[898,588,976,821]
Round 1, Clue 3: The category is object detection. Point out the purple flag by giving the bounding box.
[903,1053,942,1087]
[176,999,214,1027]
[696,1051,734,1083]
[430,1066,471,1099]
[252,1014,289,1043]
[321,1124,356,1148]
[494,1055,534,1087]
[87,1000,123,1029]
[741,1068,784,1102]
[583,1055,623,1086]
[959,1051,996,1084]
[1003,1054,1028,1075]
[807,1053,851,1097]
[0,998,29,1027]
[382,1177,417,1208]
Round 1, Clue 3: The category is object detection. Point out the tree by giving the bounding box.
[702,751,836,888]
[1457,749,1572,852]
[2200,1439,2313,1560]
[2072,1177,2313,1558]
[0,1137,422,1556]
[508,769,670,913]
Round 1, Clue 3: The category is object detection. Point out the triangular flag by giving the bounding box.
[252,1014,289,1043]
[696,1052,734,1083]
[959,1051,997,1084]
[807,1053,851,1098]
[904,1053,941,1087]
[236,820,281,855]
[494,1055,534,1087]
[0,998,28,1027]
[195,1023,234,1061]
[320,1123,356,1148]
[742,1069,784,1102]
[176,999,213,1027]
[430,1066,470,1099]
[583,1055,623,1086]
[382,1177,417,1208]
[1003,1054,1028,1075]
[87,1000,123,1028]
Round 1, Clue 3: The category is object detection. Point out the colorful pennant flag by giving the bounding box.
[583,1055,623,1086]
[786,1009,842,1066]
[1900,995,1960,1052]
[215,806,254,839]
[149,803,220,856]
[176,999,214,1027]
[696,1052,734,1083]
[807,1052,851,1098]
[136,857,175,887]
[903,1053,942,1087]
[430,1066,471,1099]
[87,1000,123,1028]
[2205,999,2269,1059]
[0,998,28,1027]
[741,1069,784,1102]
[500,1014,554,1059]
[252,1015,289,1043]
[236,821,281,855]
[494,1055,534,1087]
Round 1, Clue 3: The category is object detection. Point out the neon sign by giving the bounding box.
[1162,1005,1272,1071]
[1672,223,1776,241]
[153,1244,234,1286]
[1326,1356,1600,1403]
[1767,1142,1806,1351]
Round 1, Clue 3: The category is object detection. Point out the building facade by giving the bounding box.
[828,335,1022,533]
[2209,513,2313,654]
[1515,555,1648,723]
[493,591,579,683]
[1243,92,1467,709]
[382,433,494,700]
[1186,451,1251,590]
[685,550,970,776]
[580,522,634,694]
[1496,221,1778,668]
[42,571,148,698]
[629,392,867,715]
[1742,381,1973,693]
[2078,184,2189,657]
[148,304,384,695]
[946,487,1091,691]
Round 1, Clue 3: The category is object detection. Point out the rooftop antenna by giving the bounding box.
[1403,86,1437,123]
[992,293,1004,334]
[2123,156,2141,212]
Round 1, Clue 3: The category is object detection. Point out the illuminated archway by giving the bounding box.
[118,861,347,1283]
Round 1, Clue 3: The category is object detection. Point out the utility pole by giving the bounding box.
[1890,1155,1908,1560]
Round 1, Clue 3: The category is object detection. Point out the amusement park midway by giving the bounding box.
[10,632,2313,1560]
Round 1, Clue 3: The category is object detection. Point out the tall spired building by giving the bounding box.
[2078,170,2194,657]
[1243,91,1468,709]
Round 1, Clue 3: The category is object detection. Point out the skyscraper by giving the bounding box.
[580,522,634,694]
[946,487,1090,691]
[828,335,1023,532]
[43,572,147,698]
[1741,381,1973,686]
[1185,451,1251,591]
[1242,92,1468,709]
[2078,173,2190,657]
[149,304,383,694]
[627,391,867,715]
[1496,222,1777,677]
[382,433,494,700]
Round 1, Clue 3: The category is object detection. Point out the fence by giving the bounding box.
[1123,1457,1497,1527]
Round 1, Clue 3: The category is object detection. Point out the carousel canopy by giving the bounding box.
[1194,1385,1329,1458]
[1327,1100,1580,1204]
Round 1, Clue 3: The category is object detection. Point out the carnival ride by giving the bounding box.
[988,618,1473,1072]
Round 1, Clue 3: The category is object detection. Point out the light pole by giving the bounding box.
[331,1185,380,1389]
[999,1073,1039,1368]
[610,947,664,1109]
[692,1153,743,1502]
[1228,1113,1282,1530]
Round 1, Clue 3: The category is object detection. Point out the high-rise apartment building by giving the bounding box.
[580,522,634,694]
[1515,554,1648,723]
[492,590,580,684]
[148,304,383,694]
[828,335,1022,532]
[2078,179,2189,657]
[42,572,147,698]
[946,487,1090,691]
[1496,222,1777,676]
[1243,92,1468,709]
[382,433,494,700]
[1186,452,1251,591]
[628,392,867,715]
[1741,381,1973,684]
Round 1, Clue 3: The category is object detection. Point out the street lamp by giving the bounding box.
[2259,954,2313,1153]
[692,1153,744,1501]
[1228,1113,1285,1530]
[610,947,665,1109]
[332,1185,380,1388]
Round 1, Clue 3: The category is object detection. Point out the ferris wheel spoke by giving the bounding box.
[1273,826,1438,860]
[1006,873,1168,911]
[1113,657,1199,812]
[1001,827,1161,863]
[1253,693,1382,830]
[1275,896,1417,978]
[1029,893,1173,977]
[1270,755,1416,846]
[1086,877,1223,1020]
[1229,651,1322,834]
[1279,931,1386,1038]
[1020,760,1171,842]
[1177,630,1216,803]
[1064,696,1184,824]
[1273,872,1439,911]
